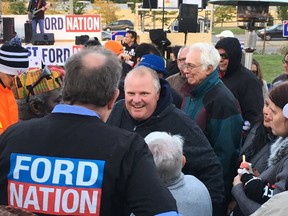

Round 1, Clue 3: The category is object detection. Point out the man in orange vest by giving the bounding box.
[0,36,29,134]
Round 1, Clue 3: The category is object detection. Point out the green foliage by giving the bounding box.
[276,6,288,21]
[212,27,245,35]
[9,1,27,15]
[153,11,178,27]
[64,0,87,15]
[279,44,288,56]
[214,6,236,27]
[96,1,120,24]
[111,0,141,3]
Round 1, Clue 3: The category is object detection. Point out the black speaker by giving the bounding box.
[31,33,55,45]
[75,35,89,45]
[24,22,32,43]
[149,29,171,57]
[149,29,171,47]
[142,0,157,9]
[178,4,198,33]
[178,0,207,9]
[3,18,15,42]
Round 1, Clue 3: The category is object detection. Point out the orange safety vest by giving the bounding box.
[0,84,18,135]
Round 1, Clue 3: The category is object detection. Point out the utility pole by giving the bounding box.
[69,0,73,14]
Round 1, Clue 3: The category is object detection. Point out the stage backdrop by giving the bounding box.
[2,15,102,41]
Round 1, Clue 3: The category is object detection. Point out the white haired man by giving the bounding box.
[145,131,212,216]
[181,42,243,211]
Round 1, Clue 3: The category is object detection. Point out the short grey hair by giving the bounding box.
[189,43,221,71]
[63,46,122,107]
[144,131,184,185]
[177,46,188,59]
[124,66,161,92]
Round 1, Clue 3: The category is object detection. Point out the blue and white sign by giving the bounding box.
[284,20,288,37]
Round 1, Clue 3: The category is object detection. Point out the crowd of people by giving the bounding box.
[0,30,288,216]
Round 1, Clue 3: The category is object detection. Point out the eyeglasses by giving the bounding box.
[219,53,229,60]
[182,63,202,71]
[178,58,186,63]
[282,59,288,65]
[251,70,258,73]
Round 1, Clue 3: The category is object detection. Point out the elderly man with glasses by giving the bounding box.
[166,46,189,97]
[181,43,243,213]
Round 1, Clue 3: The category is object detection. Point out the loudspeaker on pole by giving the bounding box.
[178,4,198,33]
[3,18,15,42]
[142,0,157,9]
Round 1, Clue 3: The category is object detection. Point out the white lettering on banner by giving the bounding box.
[8,154,104,215]
[77,162,98,186]
[31,158,51,183]
[52,160,74,185]
[66,15,101,32]
[9,182,99,214]
[26,46,83,68]
[13,156,98,186]
[45,17,64,30]
[13,156,31,180]
[2,15,102,41]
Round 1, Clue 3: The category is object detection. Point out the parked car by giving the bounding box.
[257,23,287,41]
[101,31,112,41]
[102,20,134,31]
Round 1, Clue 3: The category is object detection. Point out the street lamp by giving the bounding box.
[208,0,288,70]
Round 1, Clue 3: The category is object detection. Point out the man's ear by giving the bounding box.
[182,155,186,168]
[107,89,120,110]
[134,57,141,67]
[206,65,214,75]
[29,100,44,116]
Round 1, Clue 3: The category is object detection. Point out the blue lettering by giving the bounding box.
[42,48,70,64]
[45,17,64,30]
[42,48,48,61]
[26,47,39,57]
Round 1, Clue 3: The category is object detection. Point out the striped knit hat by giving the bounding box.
[0,36,29,76]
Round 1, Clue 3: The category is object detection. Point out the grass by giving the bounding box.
[253,54,284,84]
[212,27,246,35]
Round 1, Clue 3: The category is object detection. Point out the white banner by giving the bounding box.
[3,15,102,41]
[26,45,83,68]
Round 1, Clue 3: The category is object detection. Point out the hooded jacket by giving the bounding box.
[215,38,264,126]
[107,78,226,216]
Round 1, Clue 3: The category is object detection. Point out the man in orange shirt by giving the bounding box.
[0,36,29,134]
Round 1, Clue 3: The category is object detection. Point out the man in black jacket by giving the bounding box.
[107,66,226,216]
[215,38,264,132]
[0,47,180,216]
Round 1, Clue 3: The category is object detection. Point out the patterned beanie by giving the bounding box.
[0,36,29,76]
[12,67,63,99]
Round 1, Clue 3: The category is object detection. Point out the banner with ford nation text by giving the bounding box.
[8,153,105,215]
